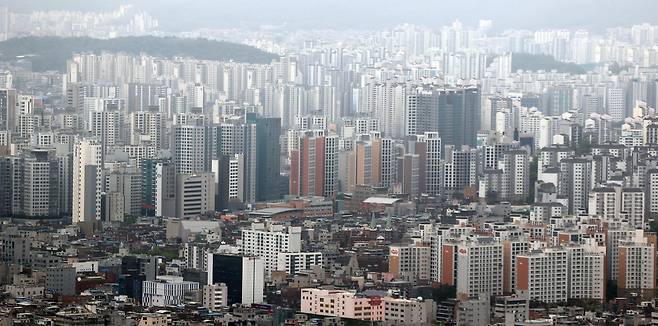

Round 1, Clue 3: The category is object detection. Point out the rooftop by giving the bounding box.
[363,197,401,205]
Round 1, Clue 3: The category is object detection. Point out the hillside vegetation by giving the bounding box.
[512,53,587,74]
[0,36,278,71]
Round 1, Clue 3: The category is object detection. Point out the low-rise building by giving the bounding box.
[5,284,44,298]
[202,283,228,311]
[142,275,200,307]
[276,252,323,275]
[300,288,383,321]
[382,296,436,325]
[137,313,170,326]
[45,266,77,296]
[493,295,529,325]
[300,288,436,324]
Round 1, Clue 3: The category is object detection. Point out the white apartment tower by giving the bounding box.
[559,158,592,214]
[618,238,656,298]
[647,169,658,219]
[88,107,121,156]
[443,145,478,195]
[499,150,529,202]
[516,248,568,303]
[606,88,625,121]
[72,139,102,224]
[130,111,164,148]
[173,124,208,174]
[452,237,503,298]
[621,188,645,229]
[565,244,605,300]
[241,223,302,277]
[155,161,176,217]
[417,132,442,195]
[175,173,215,218]
[389,243,431,284]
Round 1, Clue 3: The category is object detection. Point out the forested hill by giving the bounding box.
[512,53,587,74]
[0,36,278,71]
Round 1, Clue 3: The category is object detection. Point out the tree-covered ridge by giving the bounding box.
[0,36,278,71]
[512,53,587,74]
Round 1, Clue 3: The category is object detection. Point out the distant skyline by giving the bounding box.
[4,0,658,32]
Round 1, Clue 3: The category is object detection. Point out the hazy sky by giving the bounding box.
[6,0,658,31]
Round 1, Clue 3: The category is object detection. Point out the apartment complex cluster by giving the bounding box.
[0,5,157,40]
[2,18,658,326]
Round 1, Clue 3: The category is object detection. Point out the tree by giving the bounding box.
[485,191,499,204]
[568,298,602,312]
[574,138,593,156]
[123,215,137,225]
[649,220,658,233]
[432,285,456,302]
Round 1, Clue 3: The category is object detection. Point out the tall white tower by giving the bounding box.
[72,139,102,224]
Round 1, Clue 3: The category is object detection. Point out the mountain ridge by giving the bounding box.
[0,36,278,71]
